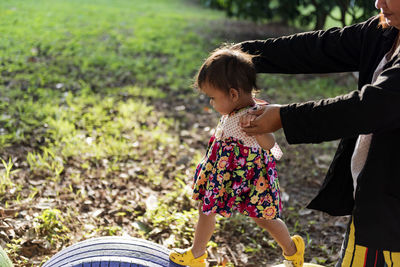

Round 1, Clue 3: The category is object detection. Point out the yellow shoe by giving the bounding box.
[283,235,305,267]
[169,248,208,267]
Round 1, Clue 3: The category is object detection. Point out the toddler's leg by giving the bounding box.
[191,204,217,258]
[169,204,215,266]
[252,217,296,256]
[169,205,215,267]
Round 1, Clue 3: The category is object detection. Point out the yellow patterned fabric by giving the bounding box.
[339,218,400,267]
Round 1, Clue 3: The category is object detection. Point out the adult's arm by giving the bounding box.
[236,16,380,74]
[280,62,400,144]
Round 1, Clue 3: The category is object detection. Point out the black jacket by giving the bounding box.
[239,16,400,251]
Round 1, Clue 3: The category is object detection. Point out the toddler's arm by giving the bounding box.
[241,113,275,150]
[255,133,275,151]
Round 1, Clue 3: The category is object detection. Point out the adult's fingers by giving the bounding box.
[239,113,256,127]
[240,107,265,128]
[240,118,264,135]
[245,105,282,134]
[241,125,263,136]
[247,107,266,116]
[239,114,249,127]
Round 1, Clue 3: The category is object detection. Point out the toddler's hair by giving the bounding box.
[195,45,257,94]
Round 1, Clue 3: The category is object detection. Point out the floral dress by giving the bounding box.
[192,104,283,220]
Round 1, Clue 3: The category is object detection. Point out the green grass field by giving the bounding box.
[0,0,354,266]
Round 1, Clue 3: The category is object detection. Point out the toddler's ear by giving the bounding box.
[229,88,240,102]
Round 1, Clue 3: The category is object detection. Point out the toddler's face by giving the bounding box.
[201,84,236,115]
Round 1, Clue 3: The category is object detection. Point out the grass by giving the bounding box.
[0,1,222,265]
[258,73,355,103]
[0,158,15,195]
[0,0,355,266]
[0,0,222,91]
[0,0,222,146]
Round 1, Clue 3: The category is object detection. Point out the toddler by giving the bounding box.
[169,46,305,267]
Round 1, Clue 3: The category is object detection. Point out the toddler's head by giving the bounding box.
[195,46,258,115]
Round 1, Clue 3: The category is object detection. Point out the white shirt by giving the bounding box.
[216,105,283,160]
[350,53,389,198]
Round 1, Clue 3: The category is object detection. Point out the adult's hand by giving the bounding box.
[239,104,283,136]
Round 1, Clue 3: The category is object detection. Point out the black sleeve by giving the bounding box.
[238,17,379,74]
[280,61,400,144]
